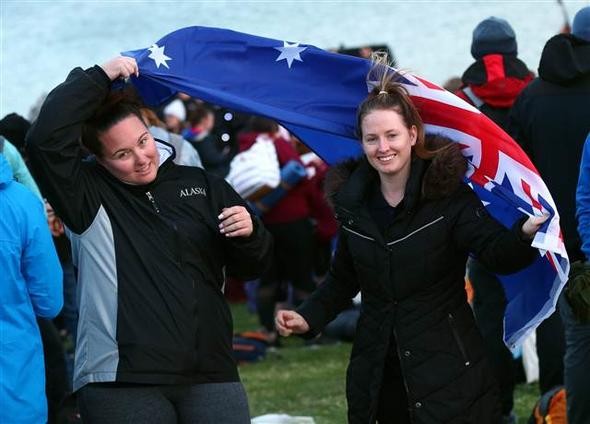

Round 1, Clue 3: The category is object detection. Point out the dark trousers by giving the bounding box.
[559,293,590,423]
[257,218,315,331]
[468,259,515,415]
[469,259,566,407]
[78,382,249,424]
[324,306,360,342]
[536,309,565,393]
[37,319,68,424]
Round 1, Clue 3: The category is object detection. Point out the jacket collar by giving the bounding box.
[333,156,426,243]
[335,155,425,214]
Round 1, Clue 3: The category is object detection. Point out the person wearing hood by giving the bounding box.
[456,18,534,423]
[0,152,63,424]
[509,5,590,421]
[570,131,590,424]
[509,7,590,263]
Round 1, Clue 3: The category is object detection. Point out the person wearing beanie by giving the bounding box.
[572,5,590,42]
[456,16,534,129]
[509,6,590,423]
[456,17,534,424]
[470,16,517,59]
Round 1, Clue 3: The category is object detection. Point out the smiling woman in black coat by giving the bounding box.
[276,73,547,423]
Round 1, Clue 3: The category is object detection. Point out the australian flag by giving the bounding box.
[123,26,569,347]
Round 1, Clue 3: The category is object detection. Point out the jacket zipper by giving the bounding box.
[386,216,444,247]
[146,191,160,214]
[341,225,376,242]
[448,313,471,367]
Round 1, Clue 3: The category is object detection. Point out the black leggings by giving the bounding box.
[77,382,249,424]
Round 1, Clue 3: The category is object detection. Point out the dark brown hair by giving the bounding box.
[248,116,279,134]
[356,52,436,160]
[187,104,213,127]
[81,88,145,158]
[140,107,164,128]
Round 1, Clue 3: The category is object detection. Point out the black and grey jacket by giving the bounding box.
[297,141,538,423]
[27,66,273,391]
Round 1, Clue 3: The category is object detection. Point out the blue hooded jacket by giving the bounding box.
[577,133,590,260]
[0,153,63,423]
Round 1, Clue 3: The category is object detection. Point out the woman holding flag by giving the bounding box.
[26,56,272,423]
[276,62,547,423]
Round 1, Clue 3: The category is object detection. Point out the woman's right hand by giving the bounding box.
[275,310,310,337]
[100,56,139,81]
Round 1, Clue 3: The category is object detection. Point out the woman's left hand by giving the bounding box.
[218,206,253,238]
[521,214,550,240]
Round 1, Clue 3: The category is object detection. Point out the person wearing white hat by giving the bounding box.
[163,98,187,134]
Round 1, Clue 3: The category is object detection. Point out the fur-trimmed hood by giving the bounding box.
[324,134,468,210]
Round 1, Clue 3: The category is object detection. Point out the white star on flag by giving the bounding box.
[148,43,172,69]
[274,41,307,69]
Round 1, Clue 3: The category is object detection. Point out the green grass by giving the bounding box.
[232,303,539,423]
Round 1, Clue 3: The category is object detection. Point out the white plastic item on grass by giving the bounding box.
[251,414,315,424]
[226,134,280,199]
[521,331,539,384]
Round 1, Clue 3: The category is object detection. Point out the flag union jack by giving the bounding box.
[125,26,568,346]
[395,72,568,345]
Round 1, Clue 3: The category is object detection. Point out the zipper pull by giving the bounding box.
[146,191,160,214]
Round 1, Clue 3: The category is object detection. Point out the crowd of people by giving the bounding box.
[1,5,589,424]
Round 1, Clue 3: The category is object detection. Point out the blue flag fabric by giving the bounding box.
[124,26,367,163]
[123,26,568,347]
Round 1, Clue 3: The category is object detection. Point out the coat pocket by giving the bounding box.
[448,313,471,367]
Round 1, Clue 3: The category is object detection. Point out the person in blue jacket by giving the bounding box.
[577,132,590,272]
[0,152,63,424]
[571,129,590,424]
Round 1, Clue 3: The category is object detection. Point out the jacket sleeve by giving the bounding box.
[213,177,274,280]
[576,134,590,260]
[297,231,360,337]
[451,185,539,274]
[22,194,64,318]
[26,66,111,233]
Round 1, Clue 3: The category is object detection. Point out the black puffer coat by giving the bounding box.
[298,139,538,423]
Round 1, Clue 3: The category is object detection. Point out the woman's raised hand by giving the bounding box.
[275,310,310,337]
[218,206,253,238]
[100,56,139,81]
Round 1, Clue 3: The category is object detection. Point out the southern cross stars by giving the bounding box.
[148,43,172,69]
[274,41,307,69]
